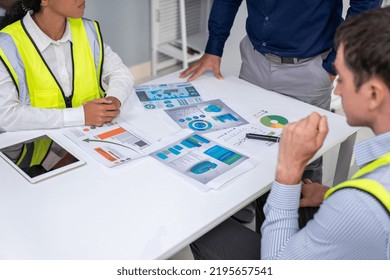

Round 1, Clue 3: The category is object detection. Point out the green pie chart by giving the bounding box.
[260,115,288,128]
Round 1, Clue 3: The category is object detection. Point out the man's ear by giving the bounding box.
[366,77,386,111]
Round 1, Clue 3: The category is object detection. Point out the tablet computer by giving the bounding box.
[0,134,85,184]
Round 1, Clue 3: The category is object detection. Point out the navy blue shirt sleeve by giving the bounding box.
[205,0,242,57]
[347,0,383,17]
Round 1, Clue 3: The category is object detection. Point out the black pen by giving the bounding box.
[246,133,280,143]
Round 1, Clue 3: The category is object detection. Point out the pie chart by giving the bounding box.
[188,120,212,131]
[260,115,288,129]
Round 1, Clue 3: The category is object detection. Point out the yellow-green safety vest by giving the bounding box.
[325,152,390,213]
[0,17,105,108]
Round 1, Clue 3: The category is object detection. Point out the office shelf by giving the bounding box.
[151,0,211,76]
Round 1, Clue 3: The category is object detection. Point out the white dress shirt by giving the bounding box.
[0,12,134,131]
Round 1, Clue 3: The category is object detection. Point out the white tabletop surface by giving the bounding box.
[0,73,358,259]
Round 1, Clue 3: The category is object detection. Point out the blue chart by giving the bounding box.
[144,104,156,109]
[156,135,209,160]
[181,134,210,148]
[212,113,238,123]
[165,100,248,134]
[135,82,203,110]
[185,112,238,131]
[204,145,242,165]
[204,104,222,112]
[176,112,214,132]
[156,145,183,160]
[188,120,213,131]
[136,85,200,101]
[190,161,217,174]
[151,133,251,186]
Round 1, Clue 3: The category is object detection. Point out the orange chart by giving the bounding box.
[260,115,288,129]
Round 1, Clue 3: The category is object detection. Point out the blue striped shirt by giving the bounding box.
[261,131,390,259]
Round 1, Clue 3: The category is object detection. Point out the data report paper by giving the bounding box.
[206,109,289,159]
[135,82,203,110]
[164,99,249,134]
[62,119,155,168]
[150,132,257,191]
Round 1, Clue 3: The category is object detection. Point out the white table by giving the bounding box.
[0,73,358,259]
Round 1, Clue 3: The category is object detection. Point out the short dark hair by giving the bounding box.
[335,6,390,90]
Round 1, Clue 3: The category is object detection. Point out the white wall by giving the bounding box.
[84,0,150,68]
[218,1,246,77]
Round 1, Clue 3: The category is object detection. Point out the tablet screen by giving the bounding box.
[0,134,85,183]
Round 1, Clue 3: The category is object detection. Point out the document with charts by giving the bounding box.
[206,109,291,159]
[62,118,154,168]
[134,82,203,110]
[150,132,256,191]
[164,99,248,134]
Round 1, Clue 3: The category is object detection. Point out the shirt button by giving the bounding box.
[265,16,269,21]
[262,42,267,46]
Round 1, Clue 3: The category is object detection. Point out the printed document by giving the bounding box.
[164,99,249,134]
[62,118,154,168]
[206,109,291,159]
[150,131,256,191]
[135,82,203,110]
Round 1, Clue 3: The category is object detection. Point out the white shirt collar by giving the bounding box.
[23,11,72,52]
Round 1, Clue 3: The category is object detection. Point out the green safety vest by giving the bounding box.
[0,17,105,108]
[325,152,390,213]
[0,17,105,167]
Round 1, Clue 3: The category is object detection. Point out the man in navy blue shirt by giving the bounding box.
[181,0,381,84]
[181,0,382,224]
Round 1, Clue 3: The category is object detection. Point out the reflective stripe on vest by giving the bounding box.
[16,137,53,168]
[0,17,105,108]
[325,152,390,213]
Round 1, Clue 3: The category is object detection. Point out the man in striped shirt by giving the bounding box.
[191,6,390,260]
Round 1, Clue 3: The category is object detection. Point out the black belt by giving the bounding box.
[262,49,331,64]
